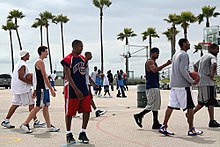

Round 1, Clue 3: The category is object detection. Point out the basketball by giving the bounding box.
[190,72,200,83]
[25,73,33,82]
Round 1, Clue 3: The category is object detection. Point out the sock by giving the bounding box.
[139,109,150,118]
[152,111,159,124]
[5,119,9,122]
[81,129,86,132]
[66,131,72,134]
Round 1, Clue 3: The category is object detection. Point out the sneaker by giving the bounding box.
[46,125,60,132]
[33,120,46,128]
[122,95,127,98]
[78,132,89,144]
[20,124,33,133]
[116,94,121,97]
[66,133,76,144]
[152,122,162,129]
[209,120,220,127]
[188,127,203,136]
[133,114,143,128]
[1,120,15,129]
[96,109,107,117]
[158,125,174,136]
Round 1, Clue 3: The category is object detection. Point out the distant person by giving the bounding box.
[95,69,102,97]
[50,70,57,91]
[61,40,91,143]
[103,74,111,98]
[107,70,114,91]
[1,49,45,129]
[159,38,203,136]
[133,47,171,129]
[20,46,59,133]
[193,43,220,127]
[122,71,128,91]
[116,70,126,98]
[90,66,98,95]
[85,52,107,117]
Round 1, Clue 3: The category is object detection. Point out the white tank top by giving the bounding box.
[11,60,31,94]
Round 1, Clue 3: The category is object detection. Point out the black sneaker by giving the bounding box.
[133,114,143,128]
[78,132,89,144]
[95,110,107,117]
[66,133,76,144]
[209,120,220,127]
[116,95,121,97]
[152,122,162,129]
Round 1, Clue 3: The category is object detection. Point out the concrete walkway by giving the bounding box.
[0,86,220,147]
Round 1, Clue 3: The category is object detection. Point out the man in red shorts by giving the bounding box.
[61,39,91,144]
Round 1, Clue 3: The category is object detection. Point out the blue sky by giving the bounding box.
[0,0,220,77]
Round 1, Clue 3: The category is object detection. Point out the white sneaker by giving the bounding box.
[33,120,46,128]
[46,125,60,132]
[20,124,33,133]
[1,120,15,128]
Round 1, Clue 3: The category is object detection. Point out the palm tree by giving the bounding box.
[32,17,46,46]
[92,0,112,73]
[193,43,203,57]
[117,27,137,76]
[2,21,17,72]
[142,27,159,50]
[7,9,25,50]
[163,27,180,58]
[177,11,197,39]
[198,5,220,27]
[52,14,69,59]
[164,13,181,56]
[39,11,55,74]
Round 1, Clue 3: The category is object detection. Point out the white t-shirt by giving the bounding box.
[51,73,56,81]
[90,70,98,82]
[11,60,31,94]
[103,75,109,86]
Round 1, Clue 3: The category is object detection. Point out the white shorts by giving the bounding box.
[168,87,195,111]
[12,90,35,106]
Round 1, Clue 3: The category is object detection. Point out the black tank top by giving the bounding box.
[145,60,159,89]
[35,67,45,90]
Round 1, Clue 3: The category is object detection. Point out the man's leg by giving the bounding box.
[134,109,150,128]
[162,107,173,126]
[5,105,19,119]
[187,108,194,129]
[193,104,204,115]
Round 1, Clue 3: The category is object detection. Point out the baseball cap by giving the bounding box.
[19,49,29,58]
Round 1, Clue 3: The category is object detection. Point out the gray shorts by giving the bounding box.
[198,86,217,106]
[144,88,161,111]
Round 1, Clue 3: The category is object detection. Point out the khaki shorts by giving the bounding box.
[12,90,34,106]
[145,88,161,111]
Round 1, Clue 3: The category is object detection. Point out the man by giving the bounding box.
[20,46,59,133]
[90,66,98,95]
[50,70,57,91]
[1,49,45,129]
[85,51,107,117]
[134,47,171,129]
[159,38,203,136]
[107,70,114,91]
[193,43,220,127]
[61,40,91,144]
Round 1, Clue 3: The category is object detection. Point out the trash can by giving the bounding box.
[137,84,147,108]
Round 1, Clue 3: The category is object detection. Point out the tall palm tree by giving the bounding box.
[142,27,159,50]
[164,13,181,56]
[2,21,17,72]
[193,43,204,57]
[163,27,180,58]
[39,11,55,74]
[52,14,69,59]
[32,17,46,46]
[92,0,112,73]
[177,11,197,39]
[198,5,220,27]
[7,9,25,50]
[117,27,137,76]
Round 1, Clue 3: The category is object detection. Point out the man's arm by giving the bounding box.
[210,58,217,81]
[36,60,56,97]
[148,59,171,73]
[18,66,32,84]
[63,65,84,99]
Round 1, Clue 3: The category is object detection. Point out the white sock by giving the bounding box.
[5,119,9,122]
[66,131,72,134]
[81,129,86,132]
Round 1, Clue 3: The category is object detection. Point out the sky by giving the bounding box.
[0,0,220,78]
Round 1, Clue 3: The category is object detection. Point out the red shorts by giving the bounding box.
[64,83,91,116]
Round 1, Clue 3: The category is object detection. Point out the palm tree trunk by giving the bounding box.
[125,55,129,77]
[184,28,187,39]
[46,26,53,74]
[9,31,14,72]
[149,35,152,50]
[15,28,22,50]
[40,26,43,46]
[61,22,65,59]
[171,26,176,57]
[100,9,104,73]
[206,17,210,27]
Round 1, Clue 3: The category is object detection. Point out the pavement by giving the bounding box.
[0,86,220,147]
